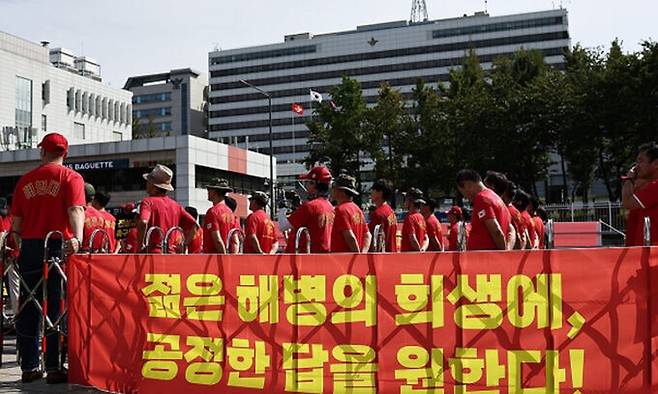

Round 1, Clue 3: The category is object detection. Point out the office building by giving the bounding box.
[124,69,208,138]
[207,9,570,184]
[0,31,132,150]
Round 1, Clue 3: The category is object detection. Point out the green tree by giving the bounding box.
[305,77,373,192]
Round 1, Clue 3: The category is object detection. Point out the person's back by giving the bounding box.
[286,197,334,253]
[13,163,84,240]
[82,205,105,251]
[425,214,443,252]
[98,210,117,252]
[369,203,398,252]
[468,188,511,250]
[140,195,191,253]
[244,209,276,254]
[401,211,426,252]
[203,202,234,253]
[332,201,368,252]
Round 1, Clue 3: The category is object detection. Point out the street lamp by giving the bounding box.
[240,79,275,219]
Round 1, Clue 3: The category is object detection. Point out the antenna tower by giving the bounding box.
[410,0,429,23]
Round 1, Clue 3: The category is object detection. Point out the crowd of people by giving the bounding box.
[1,132,656,385]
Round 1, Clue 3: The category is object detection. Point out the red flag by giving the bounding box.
[291,103,304,116]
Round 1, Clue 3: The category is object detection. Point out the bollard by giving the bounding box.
[88,229,111,254]
[545,219,554,249]
[294,227,311,254]
[226,228,245,254]
[164,226,186,254]
[644,216,651,247]
[143,226,164,254]
[372,224,386,253]
[457,221,467,251]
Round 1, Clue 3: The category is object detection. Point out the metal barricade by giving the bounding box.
[372,224,386,253]
[226,228,244,254]
[644,217,651,247]
[294,227,311,254]
[41,231,68,371]
[88,229,111,254]
[0,230,18,367]
[143,226,164,254]
[164,226,186,254]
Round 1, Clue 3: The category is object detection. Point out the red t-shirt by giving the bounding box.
[82,206,105,251]
[401,211,426,252]
[98,210,117,252]
[244,209,276,254]
[533,216,545,249]
[425,214,443,252]
[203,202,235,253]
[11,163,85,240]
[521,211,537,248]
[139,195,196,253]
[122,227,139,253]
[507,204,524,242]
[285,198,334,253]
[448,222,459,251]
[368,203,398,252]
[626,208,644,246]
[331,201,369,253]
[468,188,511,251]
[188,227,203,254]
[633,179,658,245]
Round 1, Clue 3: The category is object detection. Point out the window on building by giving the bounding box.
[73,122,85,140]
[113,131,123,141]
[41,114,47,132]
[133,107,172,119]
[132,92,172,104]
[42,80,50,105]
[15,76,33,145]
[195,165,267,194]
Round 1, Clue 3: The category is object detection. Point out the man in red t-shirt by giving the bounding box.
[137,165,198,254]
[457,169,511,251]
[278,166,334,253]
[513,190,538,249]
[446,206,468,251]
[203,178,235,254]
[421,199,444,252]
[225,196,243,253]
[330,174,371,253]
[81,183,106,252]
[484,171,522,249]
[533,206,547,249]
[184,206,203,254]
[401,188,427,252]
[368,179,398,252]
[91,191,117,253]
[11,132,85,383]
[245,191,278,254]
[622,142,658,245]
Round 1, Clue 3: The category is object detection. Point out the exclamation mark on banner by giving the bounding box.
[569,349,584,394]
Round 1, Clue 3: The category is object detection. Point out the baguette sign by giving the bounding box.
[65,159,129,171]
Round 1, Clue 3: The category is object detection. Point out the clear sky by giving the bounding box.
[1,0,655,87]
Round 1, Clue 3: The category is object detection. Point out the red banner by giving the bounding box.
[67,248,658,393]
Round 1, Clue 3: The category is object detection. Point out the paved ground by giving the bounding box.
[0,336,104,393]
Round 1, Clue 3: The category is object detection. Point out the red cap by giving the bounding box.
[446,205,463,218]
[298,166,332,184]
[37,132,68,154]
[122,203,136,213]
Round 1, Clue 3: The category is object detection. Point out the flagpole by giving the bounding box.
[292,109,295,164]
